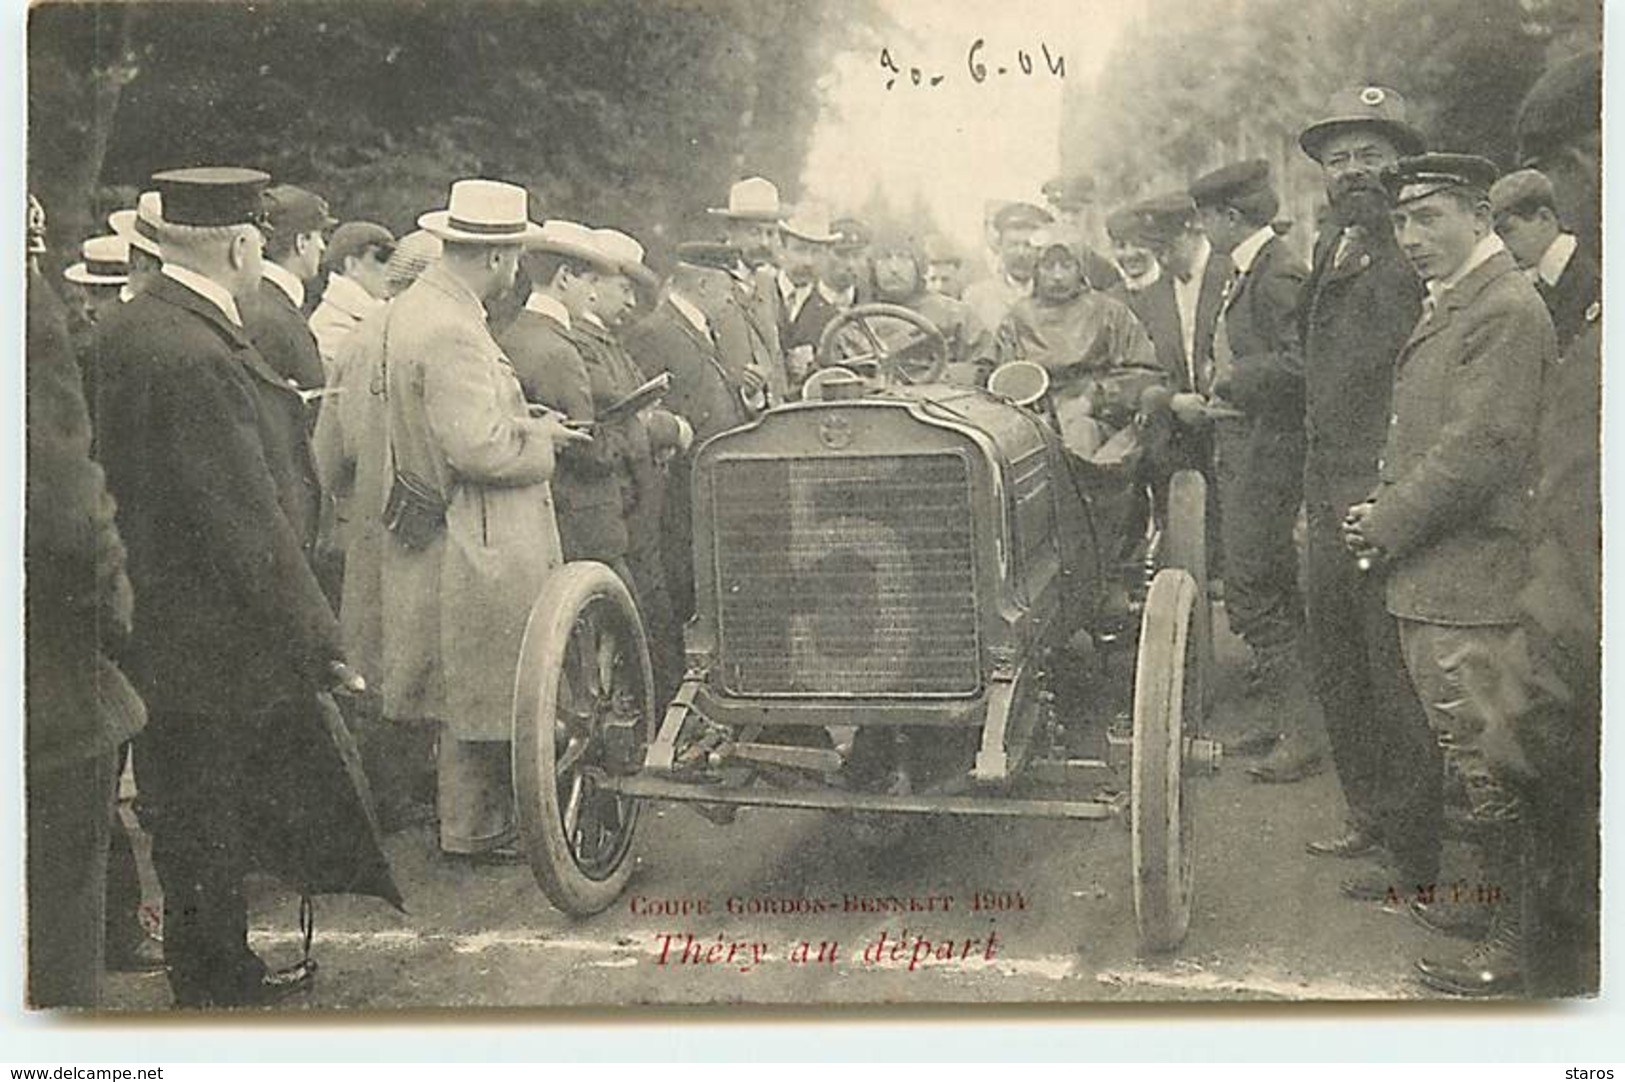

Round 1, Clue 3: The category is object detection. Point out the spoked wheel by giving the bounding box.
[513,561,654,915]
[1131,568,1200,954]
[815,303,949,385]
[1159,468,1213,717]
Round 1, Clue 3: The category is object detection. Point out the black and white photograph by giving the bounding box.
[19,0,1604,1017]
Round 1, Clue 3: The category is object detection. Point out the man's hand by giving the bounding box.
[1170,392,1209,426]
[1341,501,1384,566]
[529,409,595,449]
[329,659,367,696]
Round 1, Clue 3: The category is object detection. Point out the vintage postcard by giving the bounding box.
[22,0,1602,1012]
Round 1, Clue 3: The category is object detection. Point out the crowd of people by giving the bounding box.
[24,48,1599,1009]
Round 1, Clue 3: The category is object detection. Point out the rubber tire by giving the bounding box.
[1161,468,1213,718]
[1131,568,1198,955]
[513,561,654,916]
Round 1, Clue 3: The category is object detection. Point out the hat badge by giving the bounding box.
[1360,87,1386,106]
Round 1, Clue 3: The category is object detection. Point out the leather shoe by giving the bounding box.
[1415,942,1523,997]
[241,959,318,1006]
[1246,734,1326,783]
[1306,825,1379,859]
[1226,727,1280,757]
[1409,897,1491,940]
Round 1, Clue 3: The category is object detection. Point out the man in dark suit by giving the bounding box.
[92,167,368,1007]
[1192,160,1325,780]
[1294,87,1443,907]
[623,242,755,623]
[777,203,842,390]
[1488,168,1598,351]
[1345,154,1555,996]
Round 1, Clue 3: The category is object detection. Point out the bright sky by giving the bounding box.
[801,0,1142,261]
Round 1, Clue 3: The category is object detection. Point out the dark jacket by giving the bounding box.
[1216,234,1309,428]
[1361,249,1553,625]
[243,279,323,552]
[1134,249,1233,394]
[623,298,752,443]
[1300,225,1425,520]
[26,266,146,773]
[781,285,843,353]
[497,305,627,563]
[1535,239,1600,352]
[92,272,344,715]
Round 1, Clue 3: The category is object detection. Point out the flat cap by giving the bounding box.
[992,201,1054,233]
[263,184,336,239]
[152,166,271,228]
[325,220,395,270]
[1488,168,1557,218]
[1042,173,1097,210]
[1119,193,1197,243]
[1189,159,1272,208]
[831,217,871,252]
[1382,153,1499,205]
[675,241,743,272]
[1105,205,1147,244]
[1300,85,1427,163]
[1516,49,1600,166]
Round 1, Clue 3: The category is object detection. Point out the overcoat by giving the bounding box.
[623,299,752,443]
[243,278,323,552]
[714,270,788,400]
[245,278,326,390]
[1360,249,1554,625]
[375,264,563,739]
[1536,240,1600,352]
[497,306,627,563]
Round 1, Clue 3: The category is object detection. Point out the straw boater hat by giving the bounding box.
[529,219,616,266]
[780,202,839,244]
[64,234,132,286]
[108,190,164,258]
[707,176,787,221]
[591,228,659,289]
[418,179,544,243]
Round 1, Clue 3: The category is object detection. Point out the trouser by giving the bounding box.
[626,535,683,707]
[661,456,696,626]
[26,748,118,1008]
[136,711,271,1007]
[1520,758,1600,996]
[1395,620,1524,828]
[1304,508,1442,881]
[437,736,516,854]
[1216,418,1305,653]
[105,742,147,958]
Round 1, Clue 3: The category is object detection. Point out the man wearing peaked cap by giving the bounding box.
[309,221,394,375]
[822,217,872,310]
[91,166,395,1007]
[248,184,335,396]
[1293,85,1440,900]
[1489,168,1596,351]
[1191,160,1321,774]
[964,201,1053,335]
[1345,148,1555,997]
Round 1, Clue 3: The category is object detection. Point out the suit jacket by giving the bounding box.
[497,307,627,563]
[1216,235,1309,428]
[243,279,324,552]
[91,273,343,715]
[1300,225,1425,519]
[781,284,842,353]
[27,266,145,772]
[623,299,752,443]
[714,270,787,400]
[246,278,326,390]
[1361,250,1554,625]
[1535,240,1600,352]
[1135,251,1234,394]
[572,318,674,555]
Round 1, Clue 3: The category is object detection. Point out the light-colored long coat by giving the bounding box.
[372,263,562,738]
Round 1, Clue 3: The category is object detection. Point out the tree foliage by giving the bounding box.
[28,0,880,271]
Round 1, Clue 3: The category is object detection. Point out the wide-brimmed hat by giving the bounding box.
[64,234,131,286]
[1299,85,1427,163]
[527,219,614,267]
[781,202,839,244]
[707,176,787,221]
[109,190,163,257]
[591,228,659,289]
[418,179,543,244]
[1516,49,1600,166]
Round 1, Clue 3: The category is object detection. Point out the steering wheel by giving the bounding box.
[814,304,950,386]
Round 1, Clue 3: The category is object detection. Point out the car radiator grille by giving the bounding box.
[711,453,980,696]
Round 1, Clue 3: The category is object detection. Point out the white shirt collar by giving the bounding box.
[1229,226,1274,275]
[262,261,306,310]
[668,291,710,337]
[1120,263,1161,293]
[1535,232,1578,288]
[818,280,856,307]
[319,272,384,319]
[580,310,607,330]
[524,291,571,329]
[119,284,136,304]
[161,263,243,327]
[1429,233,1506,298]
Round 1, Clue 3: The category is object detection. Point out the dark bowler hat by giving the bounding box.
[831,217,872,252]
[1121,193,1198,243]
[1516,49,1600,166]
[1042,173,1097,211]
[675,241,743,272]
[1299,85,1427,163]
[1189,159,1272,209]
[263,185,336,238]
[991,201,1053,234]
[152,166,271,228]
[1382,153,1500,206]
